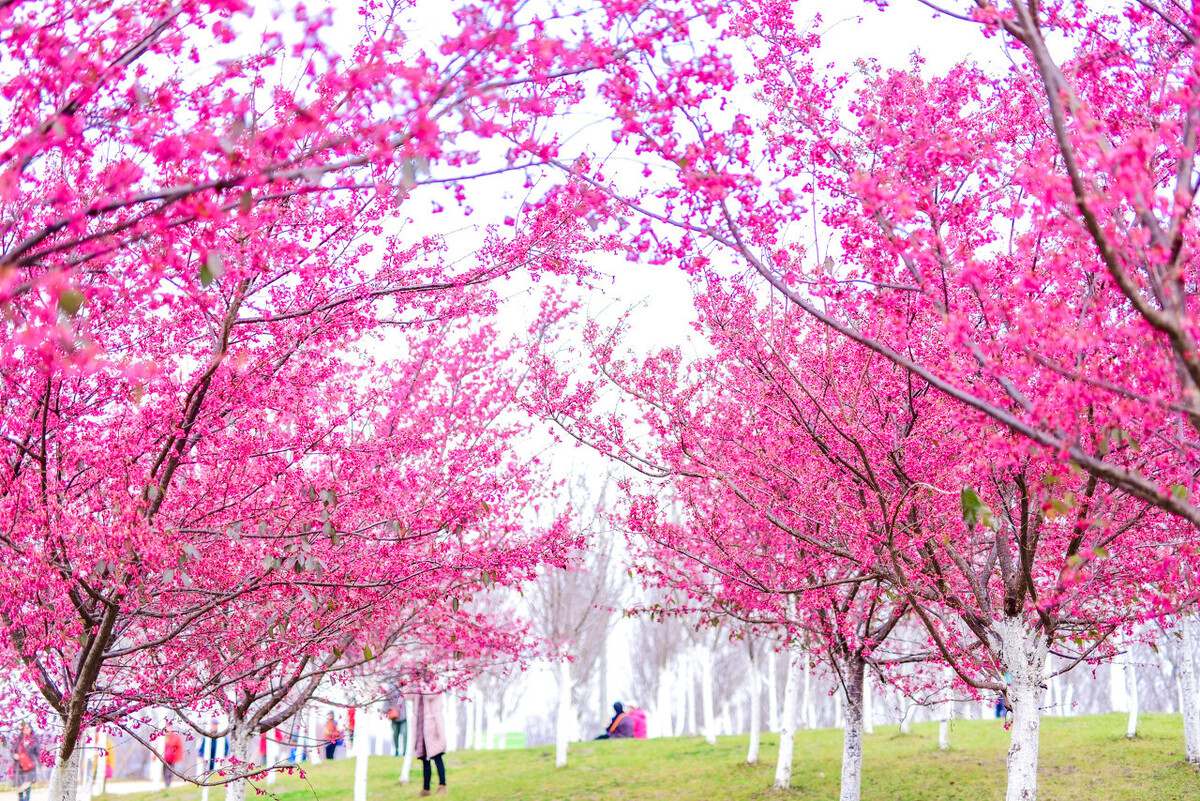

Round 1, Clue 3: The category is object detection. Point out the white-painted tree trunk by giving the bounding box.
[308,713,322,765]
[899,704,912,735]
[1180,613,1200,763]
[746,645,762,765]
[802,655,815,730]
[773,645,802,790]
[353,712,369,801]
[672,661,686,736]
[399,700,416,784]
[939,667,953,751]
[862,675,874,736]
[47,746,81,801]
[997,618,1048,801]
[266,729,279,786]
[767,649,780,732]
[223,722,253,801]
[839,657,865,801]
[80,732,95,801]
[685,651,697,735]
[444,694,457,753]
[1126,657,1139,739]
[555,658,572,767]
[1109,659,1128,713]
[700,646,717,746]
[148,710,165,788]
[655,674,672,738]
[473,686,484,749]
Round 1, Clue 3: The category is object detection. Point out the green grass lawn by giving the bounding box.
[110,714,1200,801]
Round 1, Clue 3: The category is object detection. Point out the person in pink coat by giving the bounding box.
[410,691,447,796]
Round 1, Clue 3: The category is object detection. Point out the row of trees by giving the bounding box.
[528,274,1200,800]
[0,1,611,798]
[5,2,1200,801]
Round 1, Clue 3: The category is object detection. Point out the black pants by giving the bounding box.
[421,754,445,790]
[324,743,336,760]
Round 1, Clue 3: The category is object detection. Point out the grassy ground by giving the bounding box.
[108,714,1200,801]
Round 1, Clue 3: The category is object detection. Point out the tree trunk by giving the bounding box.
[899,703,912,735]
[772,645,802,790]
[47,745,81,801]
[399,700,416,784]
[148,711,165,788]
[939,666,953,751]
[444,695,457,753]
[266,729,279,786]
[80,731,95,801]
[840,655,865,801]
[685,652,697,735]
[700,646,717,746]
[223,721,253,801]
[767,648,780,732]
[353,709,370,801]
[555,658,572,767]
[746,642,762,764]
[475,688,486,749]
[997,617,1048,801]
[1180,613,1200,763]
[1126,656,1139,739]
[803,654,815,730]
[862,674,874,736]
[1109,659,1128,713]
[655,673,672,738]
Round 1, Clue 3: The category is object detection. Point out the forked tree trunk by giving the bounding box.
[746,642,762,764]
[996,617,1049,801]
[839,655,865,801]
[555,658,572,767]
[1180,614,1200,763]
[773,645,803,790]
[899,703,912,735]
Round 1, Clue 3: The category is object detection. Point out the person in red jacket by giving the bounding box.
[10,723,39,801]
[162,725,184,788]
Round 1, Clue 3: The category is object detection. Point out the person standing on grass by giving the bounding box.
[322,712,342,761]
[386,684,408,757]
[162,724,184,788]
[10,722,39,801]
[410,687,448,797]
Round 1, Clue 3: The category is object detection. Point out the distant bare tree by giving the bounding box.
[526,470,623,766]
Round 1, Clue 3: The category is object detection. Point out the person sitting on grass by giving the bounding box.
[594,702,634,740]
